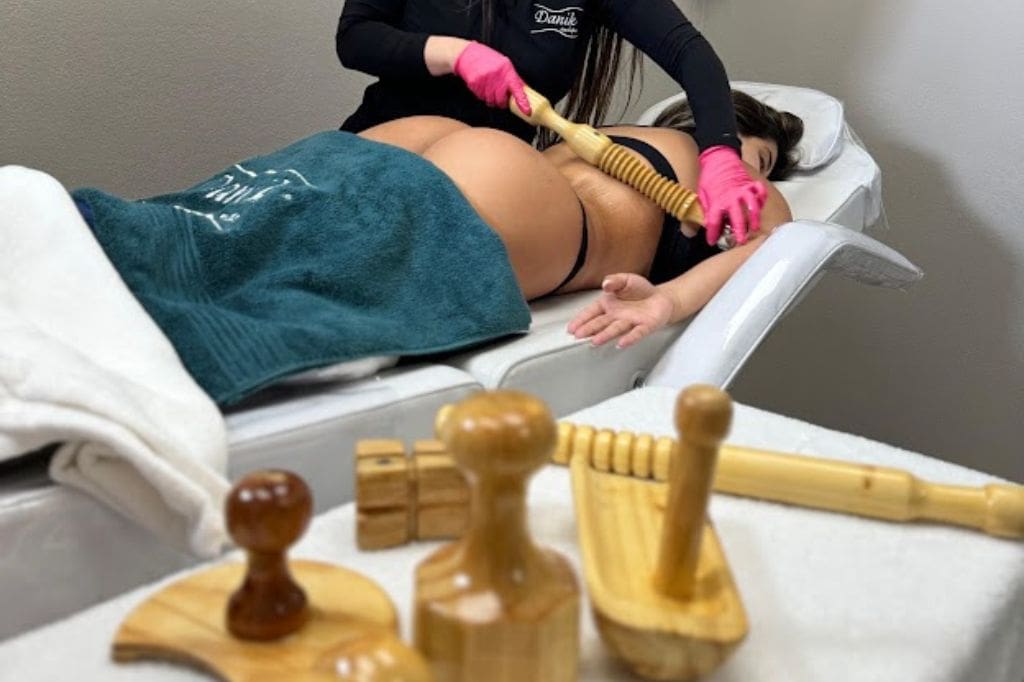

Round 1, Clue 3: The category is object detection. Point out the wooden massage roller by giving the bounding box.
[510,86,705,228]
[432,406,1024,539]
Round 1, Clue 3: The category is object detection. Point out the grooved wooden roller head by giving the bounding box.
[598,145,704,226]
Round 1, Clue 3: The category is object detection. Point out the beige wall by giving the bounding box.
[1,0,369,197]
[2,1,1020,480]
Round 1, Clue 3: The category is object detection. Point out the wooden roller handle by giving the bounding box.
[715,445,1024,539]
[510,86,612,164]
[510,86,704,225]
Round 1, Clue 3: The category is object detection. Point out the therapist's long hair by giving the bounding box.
[481,0,642,149]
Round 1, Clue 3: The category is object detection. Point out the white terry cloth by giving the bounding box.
[1,391,1021,681]
[0,166,230,557]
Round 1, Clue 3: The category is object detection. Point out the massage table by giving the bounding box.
[0,84,922,640]
[1,388,1019,681]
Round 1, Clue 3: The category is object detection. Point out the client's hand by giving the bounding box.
[453,42,531,114]
[567,274,673,349]
[698,146,768,246]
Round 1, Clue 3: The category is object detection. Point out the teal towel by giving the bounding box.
[73,131,530,405]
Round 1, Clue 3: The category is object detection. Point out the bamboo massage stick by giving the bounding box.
[509,86,705,227]
[430,406,1024,539]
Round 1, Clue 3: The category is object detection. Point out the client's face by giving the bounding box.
[739,135,778,179]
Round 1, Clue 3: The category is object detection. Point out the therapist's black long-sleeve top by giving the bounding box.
[336,0,740,151]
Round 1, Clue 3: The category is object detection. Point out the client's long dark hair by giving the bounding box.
[479,0,643,149]
[654,90,805,180]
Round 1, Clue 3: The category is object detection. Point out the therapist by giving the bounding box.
[336,0,767,244]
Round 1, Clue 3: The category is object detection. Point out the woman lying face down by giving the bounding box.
[69,91,801,404]
[360,90,804,349]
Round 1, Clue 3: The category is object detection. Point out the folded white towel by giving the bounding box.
[0,166,229,557]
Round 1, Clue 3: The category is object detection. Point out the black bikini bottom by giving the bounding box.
[545,199,589,297]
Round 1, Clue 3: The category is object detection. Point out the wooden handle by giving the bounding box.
[715,445,1024,539]
[652,386,732,599]
[510,86,612,165]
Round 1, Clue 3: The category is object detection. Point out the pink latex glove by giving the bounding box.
[698,146,768,246]
[452,41,531,115]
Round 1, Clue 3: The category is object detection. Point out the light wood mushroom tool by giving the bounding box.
[413,390,579,682]
[509,85,705,228]
[112,470,434,682]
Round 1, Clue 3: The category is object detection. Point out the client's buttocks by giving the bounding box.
[418,128,586,300]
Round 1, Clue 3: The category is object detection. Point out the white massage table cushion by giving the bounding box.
[276,355,399,385]
[775,127,881,229]
[637,81,846,170]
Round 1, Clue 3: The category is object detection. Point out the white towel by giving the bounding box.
[0,166,229,557]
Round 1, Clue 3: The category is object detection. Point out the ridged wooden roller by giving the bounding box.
[510,86,705,227]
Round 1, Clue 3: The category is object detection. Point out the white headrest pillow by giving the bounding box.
[636,81,845,171]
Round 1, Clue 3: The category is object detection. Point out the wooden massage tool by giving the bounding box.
[412,390,579,682]
[571,384,747,680]
[509,85,705,229]
[355,404,1024,549]
[112,469,435,682]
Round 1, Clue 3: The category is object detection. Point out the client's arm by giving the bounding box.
[568,182,791,348]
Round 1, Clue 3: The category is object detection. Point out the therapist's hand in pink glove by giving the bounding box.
[453,41,531,115]
[698,146,768,246]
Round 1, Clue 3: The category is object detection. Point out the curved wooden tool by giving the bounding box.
[510,86,704,228]
[571,385,747,680]
[555,424,1024,540]
[113,470,434,682]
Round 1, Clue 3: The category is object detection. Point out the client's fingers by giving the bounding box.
[601,273,628,293]
[616,324,651,349]
[591,319,633,346]
[615,274,654,300]
[567,299,605,334]
[574,313,614,340]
